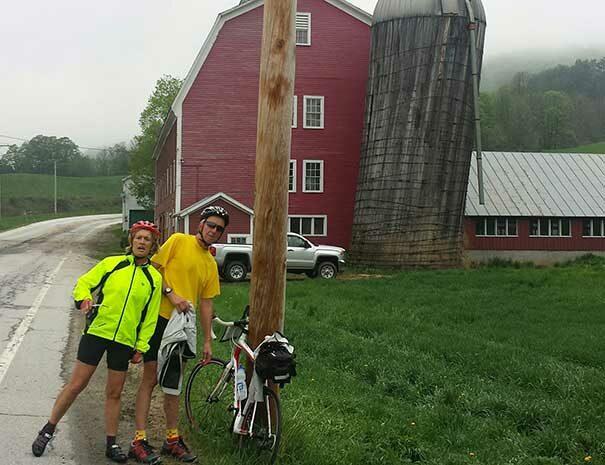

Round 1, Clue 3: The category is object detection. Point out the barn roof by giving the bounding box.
[171,0,371,117]
[466,152,605,217]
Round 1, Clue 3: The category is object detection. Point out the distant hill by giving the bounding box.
[0,174,122,217]
[481,46,605,91]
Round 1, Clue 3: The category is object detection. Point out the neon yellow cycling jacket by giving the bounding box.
[73,254,162,353]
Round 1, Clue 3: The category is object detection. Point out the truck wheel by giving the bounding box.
[317,262,337,279]
[225,261,247,282]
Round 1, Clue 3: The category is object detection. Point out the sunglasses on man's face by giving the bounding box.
[204,220,225,233]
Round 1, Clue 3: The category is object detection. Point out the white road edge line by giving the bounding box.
[0,254,70,386]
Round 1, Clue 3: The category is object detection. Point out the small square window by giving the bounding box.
[475,219,485,236]
[289,160,296,193]
[304,96,324,129]
[497,218,506,235]
[486,218,495,235]
[561,219,570,236]
[303,160,324,193]
[296,13,311,46]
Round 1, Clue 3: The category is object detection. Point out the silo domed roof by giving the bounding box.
[373,0,486,25]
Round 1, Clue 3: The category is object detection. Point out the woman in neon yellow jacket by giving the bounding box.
[32,221,163,463]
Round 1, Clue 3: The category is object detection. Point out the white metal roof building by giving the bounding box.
[466,152,605,217]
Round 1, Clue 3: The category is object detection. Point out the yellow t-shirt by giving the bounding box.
[151,233,220,319]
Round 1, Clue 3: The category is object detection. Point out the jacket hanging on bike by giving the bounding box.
[73,254,162,353]
[157,309,197,395]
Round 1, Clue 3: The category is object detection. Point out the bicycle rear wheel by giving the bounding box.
[184,359,234,437]
[238,387,282,465]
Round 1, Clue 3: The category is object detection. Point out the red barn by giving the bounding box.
[465,151,605,264]
[153,0,371,246]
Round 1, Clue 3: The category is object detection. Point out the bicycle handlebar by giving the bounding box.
[212,315,248,328]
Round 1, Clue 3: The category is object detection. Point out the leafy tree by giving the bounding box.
[129,75,182,208]
[95,143,130,176]
[0,145,19,173]
[540,91,576,149]
[3,135,86,175]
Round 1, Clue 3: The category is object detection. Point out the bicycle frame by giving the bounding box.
[211,315,266,437]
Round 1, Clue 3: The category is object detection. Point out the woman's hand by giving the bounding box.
[130,351,143,364]
[79,299,93,315]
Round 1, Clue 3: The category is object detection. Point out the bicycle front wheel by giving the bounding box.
[184,358,234,436]
[238,386,282,465]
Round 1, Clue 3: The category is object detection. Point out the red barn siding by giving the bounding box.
[465,218,605,251]
[155,123,177,240]
[179,0,370,248]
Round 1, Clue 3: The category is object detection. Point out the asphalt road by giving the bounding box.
[0,214,121,465]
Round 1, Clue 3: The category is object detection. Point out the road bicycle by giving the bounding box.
[184,307,282,464]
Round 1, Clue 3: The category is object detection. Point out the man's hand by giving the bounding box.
[79,299,93,315]
[202,340,212,364]
[130,351,143,364]
[168,292,191,313]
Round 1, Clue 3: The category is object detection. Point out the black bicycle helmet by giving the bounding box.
[200,205,230,227]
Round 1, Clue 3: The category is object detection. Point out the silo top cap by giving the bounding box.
[373,0,486,25]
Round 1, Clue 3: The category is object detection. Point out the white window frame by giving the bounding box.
[289,160,297,193]
[303,96,324,129]
[582,218,605,237]
[475,217,518,237]
[292,95,297,128]
[529,218,571,237]
[303,160,324,193]
[288,215,327,236]
[227,234,251,244]
[296,12,311,46]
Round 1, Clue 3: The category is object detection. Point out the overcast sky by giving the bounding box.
[1,0,604,152]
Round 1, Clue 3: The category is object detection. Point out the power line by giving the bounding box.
[0,134,109,151]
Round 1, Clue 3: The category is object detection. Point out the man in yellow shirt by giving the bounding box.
[129,206,229,464]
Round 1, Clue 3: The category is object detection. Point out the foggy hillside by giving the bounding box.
[481,46,605,90]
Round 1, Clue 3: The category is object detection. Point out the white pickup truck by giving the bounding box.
[211,233,346,282]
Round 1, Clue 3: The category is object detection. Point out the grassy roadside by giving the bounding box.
[83,223,125,261]
[185,265,605,465]
[0,173,121,231]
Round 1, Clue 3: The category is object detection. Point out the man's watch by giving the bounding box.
[163,287,173,295]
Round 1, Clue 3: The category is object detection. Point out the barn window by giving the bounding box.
[529,218,571,237]
[296,13,311,46]
[582,218,605,237]
[304,96,324,129]
[303,160,323,192]
[289,160,296,192]
[475,217,517,236]
[292,95,297,128]
[288,216,327,236]
[228,234,251,244]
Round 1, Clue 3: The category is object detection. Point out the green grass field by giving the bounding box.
[0,173,122,231]
[553,142,605,154]
[183,263,605,465]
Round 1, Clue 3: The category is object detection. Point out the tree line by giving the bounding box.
[481,57,605,151]
[0,136,130,177]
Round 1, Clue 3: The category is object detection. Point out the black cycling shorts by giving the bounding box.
[143,316,169,363]
[77,334,133,372]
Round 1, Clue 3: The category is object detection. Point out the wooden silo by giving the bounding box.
[350,0,486,267]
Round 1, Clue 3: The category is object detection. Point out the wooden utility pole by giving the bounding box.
[248,0,296,348]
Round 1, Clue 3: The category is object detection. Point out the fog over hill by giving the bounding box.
[481,46,605,91]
